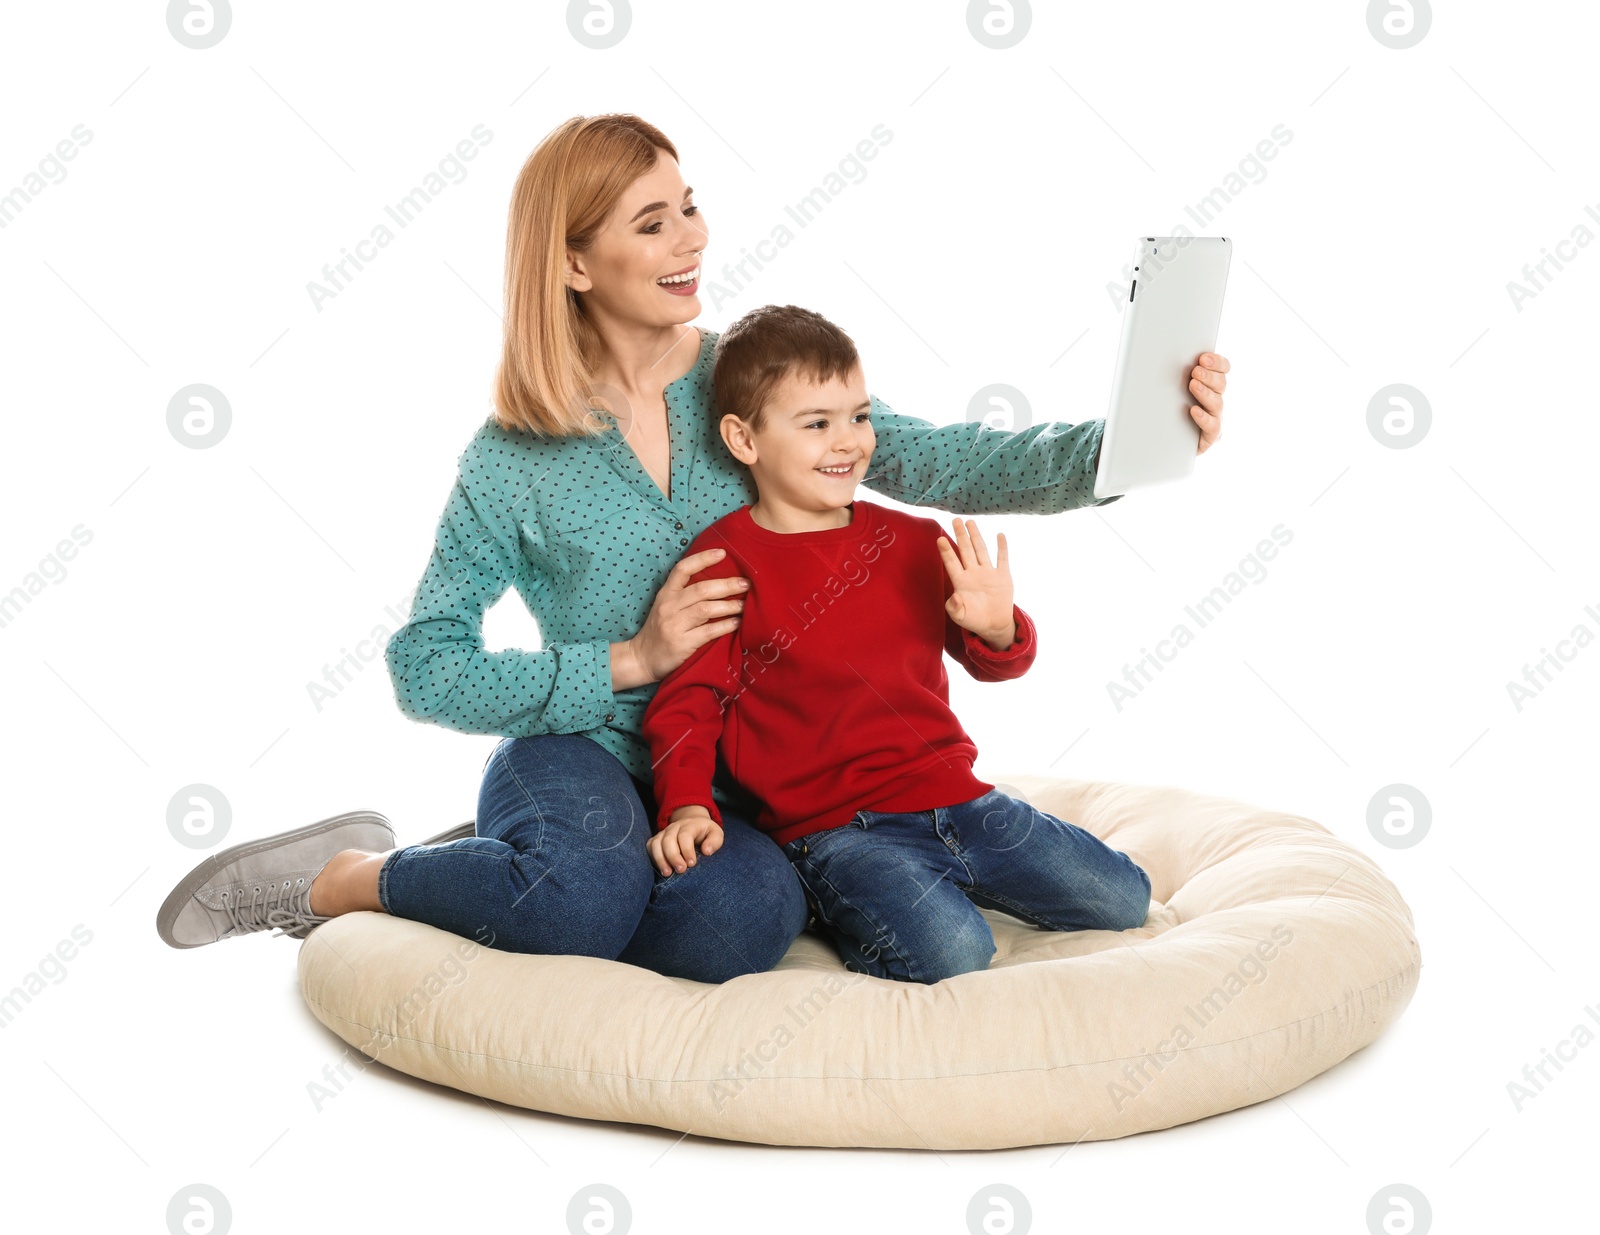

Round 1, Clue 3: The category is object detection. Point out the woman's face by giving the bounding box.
[566,148,708,329]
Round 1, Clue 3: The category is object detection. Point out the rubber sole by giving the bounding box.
[154,808,394,949]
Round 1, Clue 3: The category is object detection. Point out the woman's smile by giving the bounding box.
[656,263,700,295]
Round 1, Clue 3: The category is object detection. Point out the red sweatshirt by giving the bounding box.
[640,499,1037,848]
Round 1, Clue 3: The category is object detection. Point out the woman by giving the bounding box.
[154,113,1229,983]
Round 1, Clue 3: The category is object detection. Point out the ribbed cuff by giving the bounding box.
[962,604,1034,661]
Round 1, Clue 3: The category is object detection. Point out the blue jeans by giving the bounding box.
[780,787,1153,984]
[376,734,809,984]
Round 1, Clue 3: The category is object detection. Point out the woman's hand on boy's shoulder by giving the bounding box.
[1189,353,1230,455]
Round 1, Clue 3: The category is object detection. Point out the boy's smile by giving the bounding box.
[720,364,877,535]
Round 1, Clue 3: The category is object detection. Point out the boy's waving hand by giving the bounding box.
[937,518,1017,653]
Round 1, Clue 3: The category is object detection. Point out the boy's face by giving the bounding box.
[721,364,876,513]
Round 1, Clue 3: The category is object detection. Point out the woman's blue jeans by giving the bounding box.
[780,787,1153,985]
[375,734,809,984]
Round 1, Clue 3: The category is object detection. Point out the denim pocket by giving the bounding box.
[791,814,870,857]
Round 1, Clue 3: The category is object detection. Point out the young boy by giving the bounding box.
[640,305,1152,984]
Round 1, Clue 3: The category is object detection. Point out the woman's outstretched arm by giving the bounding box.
[862,394,1119,516]
[863,352,1228,515]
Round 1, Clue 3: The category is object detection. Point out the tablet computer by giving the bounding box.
[1093,236,1232,500]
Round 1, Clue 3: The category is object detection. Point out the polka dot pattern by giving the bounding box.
[384,327,1118,785]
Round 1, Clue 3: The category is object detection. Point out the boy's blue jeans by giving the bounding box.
[780,787,1153,984]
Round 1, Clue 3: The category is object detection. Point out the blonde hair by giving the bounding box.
[492,113,680,437]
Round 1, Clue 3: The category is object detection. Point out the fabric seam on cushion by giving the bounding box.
[299,955,1420,1084]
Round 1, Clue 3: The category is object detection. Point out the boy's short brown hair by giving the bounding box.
[712,304,861,434]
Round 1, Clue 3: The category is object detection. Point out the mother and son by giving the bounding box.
[156,113,1230,986]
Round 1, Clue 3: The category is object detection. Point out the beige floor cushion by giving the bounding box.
[298,774,1422,1149]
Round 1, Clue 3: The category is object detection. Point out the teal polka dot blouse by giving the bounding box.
[384,327,1119,788]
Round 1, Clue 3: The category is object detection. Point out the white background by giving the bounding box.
[2,0,1595,1231]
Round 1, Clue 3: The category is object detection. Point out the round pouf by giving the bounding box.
[297,774,1421,1149]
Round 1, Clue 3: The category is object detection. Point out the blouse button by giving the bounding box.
[604,712,615,723]
[674,521,683,529]
[678,537,688,547]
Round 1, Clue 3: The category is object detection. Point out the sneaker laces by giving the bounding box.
[219,876,329,941]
